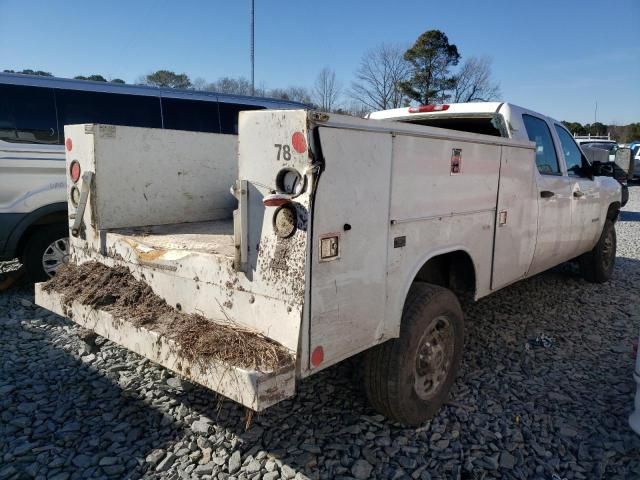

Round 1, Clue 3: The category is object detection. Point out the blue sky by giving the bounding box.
[1,0,638,124]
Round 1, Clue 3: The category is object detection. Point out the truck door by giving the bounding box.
[523,114,574,276]
[553,124,602,254]
[491,144,538,290]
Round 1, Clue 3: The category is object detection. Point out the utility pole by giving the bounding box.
[250,0,255,96]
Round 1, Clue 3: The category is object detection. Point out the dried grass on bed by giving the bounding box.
[44,262,293,372]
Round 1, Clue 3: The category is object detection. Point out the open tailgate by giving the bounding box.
[35,284,295,411]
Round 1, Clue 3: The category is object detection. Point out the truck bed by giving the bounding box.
[110,219,235,258]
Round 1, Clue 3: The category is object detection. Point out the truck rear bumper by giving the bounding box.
[35,283,296,411]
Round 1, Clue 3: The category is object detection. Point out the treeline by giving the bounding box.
[562,121,640,144]
[3,29,501,117]
[6,63,638,142]
[3,69,125,84]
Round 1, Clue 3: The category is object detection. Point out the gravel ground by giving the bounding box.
[2,188,640,480]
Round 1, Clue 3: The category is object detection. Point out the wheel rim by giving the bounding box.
[42,237,70,277]
[414,315,455,400]
[601,229,614,271]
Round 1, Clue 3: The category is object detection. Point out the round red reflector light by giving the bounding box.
[311,346,324,367]
[69,161,81,183]
[292,131,307,154]
[65,138,73,152]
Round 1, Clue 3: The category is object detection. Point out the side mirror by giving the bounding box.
[614,147,634,182]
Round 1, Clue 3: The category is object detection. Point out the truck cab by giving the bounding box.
[371,102,624,277]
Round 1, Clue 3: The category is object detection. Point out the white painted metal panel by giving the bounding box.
[528,173,574,276]
[0,142,65,214]
[383,132,500,340]
[309,127,392,370]
[87,125,238,229]
[70,239,303,353]
[491,145,538,290]
[569,177,602,253]
[385,214,495,341]
[35,284,296,411]
[389,135,500,222]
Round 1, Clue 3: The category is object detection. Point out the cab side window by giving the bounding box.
[554,125,587,176]
[522,114,561,175]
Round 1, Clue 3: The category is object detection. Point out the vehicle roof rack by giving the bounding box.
[573,133,612,141]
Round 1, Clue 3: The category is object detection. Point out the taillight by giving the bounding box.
[263,193,291,207]
[408,104,450,113]
[70,161,81,183]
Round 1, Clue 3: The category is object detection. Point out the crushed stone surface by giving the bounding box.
[1,187,640,479]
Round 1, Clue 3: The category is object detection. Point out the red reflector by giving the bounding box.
[69,161,81,183]
[292,131,307,154]
[311,346,324,367]
[408,104,450,113]
[65,138,73,151]
[263,193,291,207]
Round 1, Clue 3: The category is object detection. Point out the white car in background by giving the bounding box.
[631,145,640,182]
[0,72,306,282]
[573,135,618,162]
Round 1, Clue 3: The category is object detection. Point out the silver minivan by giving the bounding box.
[0,73,306,281]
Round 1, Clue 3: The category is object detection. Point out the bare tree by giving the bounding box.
[269,86,312,104]
[452,56,501,103]
[209,77,253,95]
[335,101,370,118]
[191,77,208,90]
[350,44,409,112]
[314,67,341,112]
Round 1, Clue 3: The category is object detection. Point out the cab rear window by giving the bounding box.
[400,116,505,137]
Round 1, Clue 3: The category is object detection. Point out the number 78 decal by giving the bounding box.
[274,144,292,161]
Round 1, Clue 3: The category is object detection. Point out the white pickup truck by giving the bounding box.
[35,102,634,425]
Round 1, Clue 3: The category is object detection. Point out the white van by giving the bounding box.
[0,73,305,281]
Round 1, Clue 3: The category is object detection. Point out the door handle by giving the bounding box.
[573,190,585,198]
[540,190,555,198]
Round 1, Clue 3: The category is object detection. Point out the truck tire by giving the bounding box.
[579,219,616,283]
[21,224,69,283]
[363,283,464,426]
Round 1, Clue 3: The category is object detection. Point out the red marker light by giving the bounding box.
[408,104,450,113]
[292,131,307,154]
[311,346,324,367]
[65,138,73,151]
[263,193,291,207]
[69,161,81,183]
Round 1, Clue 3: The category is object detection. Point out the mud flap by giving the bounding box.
[35,284,296,411]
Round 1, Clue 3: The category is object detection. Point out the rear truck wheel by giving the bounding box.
[363,283,464,426]
[579,219,616,283]
[21,224,70,283]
